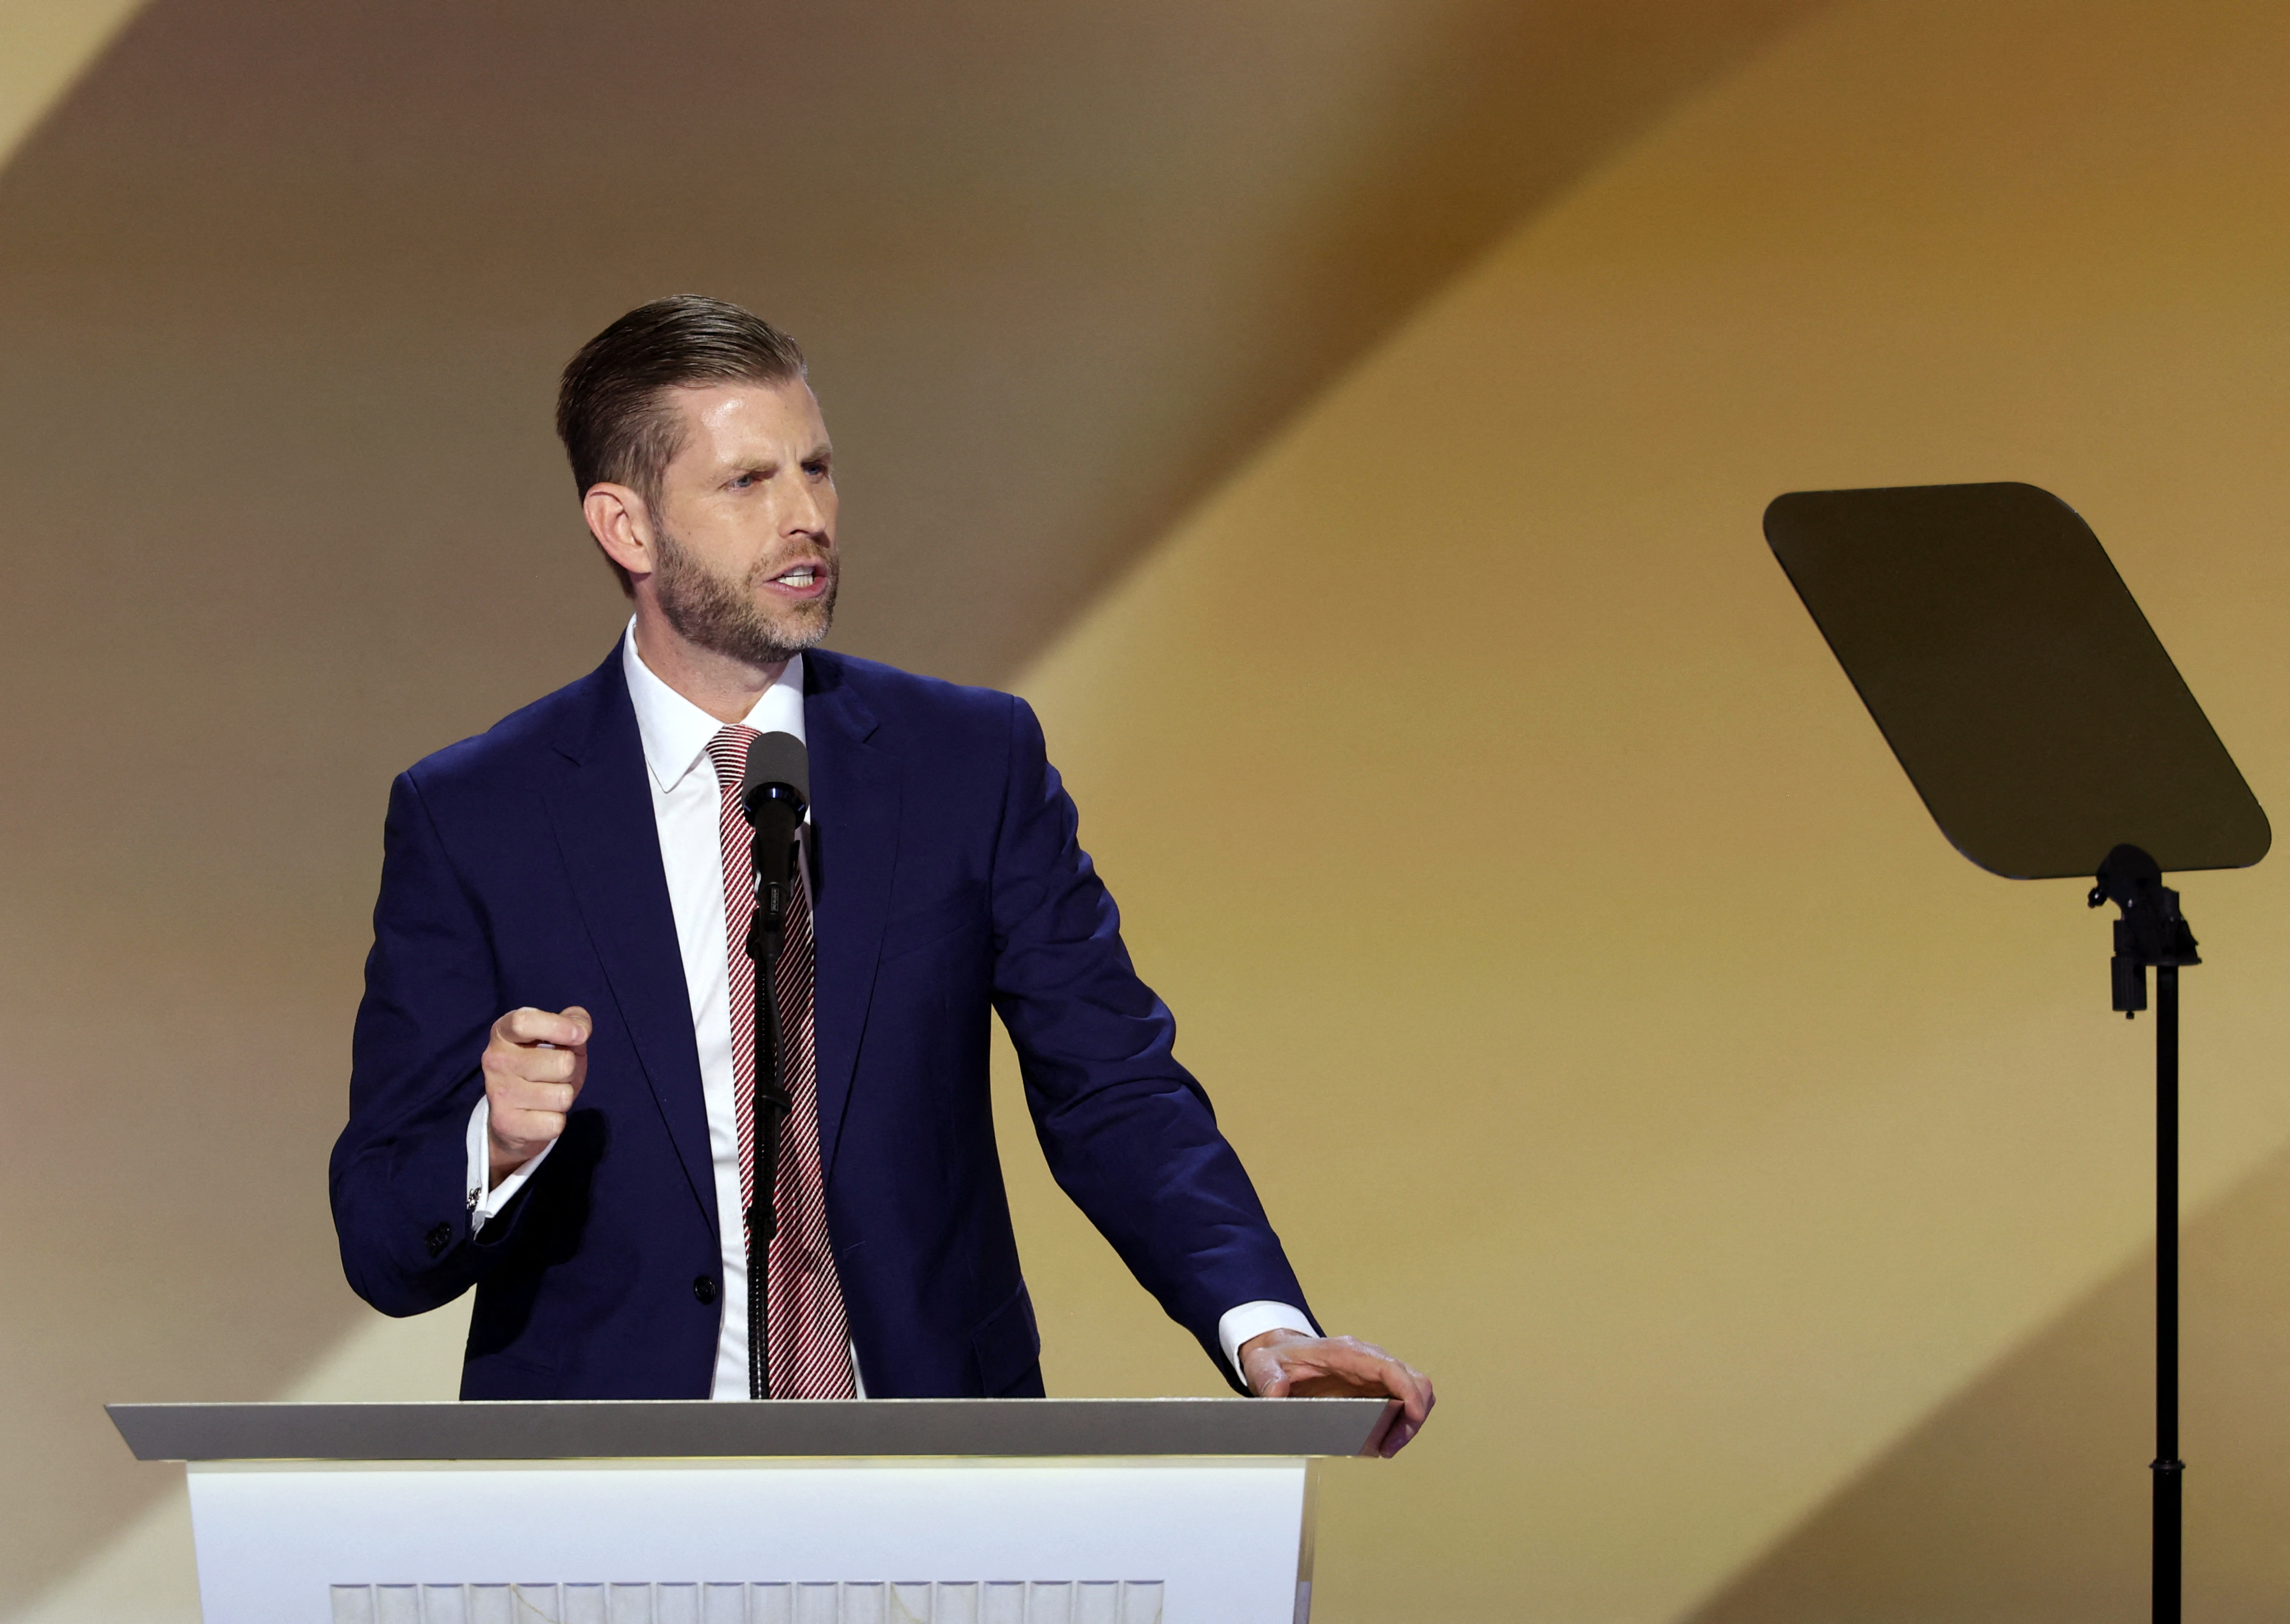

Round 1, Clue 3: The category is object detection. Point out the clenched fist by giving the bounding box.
[482,1006,591,1186]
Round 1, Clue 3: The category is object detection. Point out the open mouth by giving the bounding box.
[771,566,822,589]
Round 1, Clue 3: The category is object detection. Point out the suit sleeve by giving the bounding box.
[329,771,533,1316]
[986,696,1317,1388]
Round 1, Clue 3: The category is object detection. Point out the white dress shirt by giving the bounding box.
[470,621,1309,1392]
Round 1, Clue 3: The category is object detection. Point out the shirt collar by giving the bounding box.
[621,618,807,794]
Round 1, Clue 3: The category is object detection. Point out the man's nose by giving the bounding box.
[784,479,830,540]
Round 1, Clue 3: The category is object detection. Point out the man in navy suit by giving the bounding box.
[330,297,1432,1451]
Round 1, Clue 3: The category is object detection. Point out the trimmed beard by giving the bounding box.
[651,521,837,669]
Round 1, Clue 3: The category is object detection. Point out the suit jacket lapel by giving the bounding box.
[806,653,899,1184]
[543,651,718,1234]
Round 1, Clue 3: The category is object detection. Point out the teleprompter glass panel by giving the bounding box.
[1763,482,2269,879]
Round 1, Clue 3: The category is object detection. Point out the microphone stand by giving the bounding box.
[2089,844,2200,1624]
[743,836,797,1402]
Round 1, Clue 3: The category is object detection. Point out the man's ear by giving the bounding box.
[582,483,657,583]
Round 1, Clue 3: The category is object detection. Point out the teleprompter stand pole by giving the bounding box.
[2089,843,2198,1624]
[2155,963,2181,1624]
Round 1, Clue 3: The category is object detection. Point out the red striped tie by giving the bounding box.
[706,725,856,1400]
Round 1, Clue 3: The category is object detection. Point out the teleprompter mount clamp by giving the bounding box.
[2090,843,2199,1017]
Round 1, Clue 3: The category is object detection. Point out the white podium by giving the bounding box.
[109,1398,1394,1624]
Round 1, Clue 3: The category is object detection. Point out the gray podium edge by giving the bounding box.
[107,1397,1394,1462]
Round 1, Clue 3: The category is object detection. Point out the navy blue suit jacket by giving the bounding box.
[329,645,1312,1399]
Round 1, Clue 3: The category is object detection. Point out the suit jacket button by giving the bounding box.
[693,1276,719,1305]
[425,1223,453,1259]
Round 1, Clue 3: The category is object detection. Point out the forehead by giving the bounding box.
[665,378,828,463]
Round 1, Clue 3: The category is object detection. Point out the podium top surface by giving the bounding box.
[107,1397,1395,1462]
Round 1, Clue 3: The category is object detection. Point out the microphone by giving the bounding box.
[734,730,807,1400]
[738,731,808,957]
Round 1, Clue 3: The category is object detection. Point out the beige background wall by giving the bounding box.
[4,2,2290,1621]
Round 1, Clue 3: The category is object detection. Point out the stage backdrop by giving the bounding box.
[6,2,2290,1622]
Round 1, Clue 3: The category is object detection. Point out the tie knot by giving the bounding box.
[704,723,762,789]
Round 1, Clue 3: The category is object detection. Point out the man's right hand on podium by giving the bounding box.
[482,1006,591,1187]
[1240,1331,1435,1456]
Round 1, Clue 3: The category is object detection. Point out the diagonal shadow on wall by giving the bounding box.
[1687,1133,2290,1624]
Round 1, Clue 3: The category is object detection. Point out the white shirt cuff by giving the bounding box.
[1217,1301,1315,1386]
[466,1096,553,1236]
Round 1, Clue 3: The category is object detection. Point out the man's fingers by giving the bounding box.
[1289,1372,1384,1399]
[494,1006,592,1048]
[1307,1338,1420,1394]
[486,1006,592,1119]
[506,1047,581,1084]
[495,1079,579,1114]
[482,1047,581,1091]
[1374,1360,1433,1425]
[1379,1414,1422,1458]
[1242,1333,1434,1454]
[491,1007,555,1045]
[478,1006,589,1185]
[1346,1349,1431,1421]
[1340,1358,1429,1456]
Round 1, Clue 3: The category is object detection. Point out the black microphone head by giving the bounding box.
[739,730,809,828]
